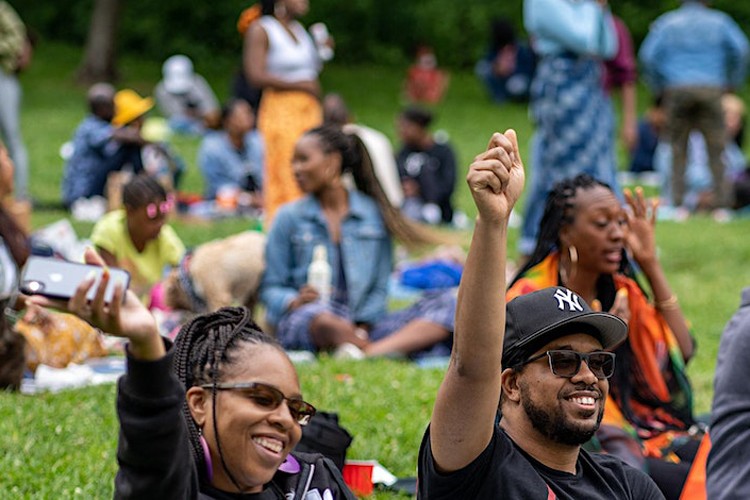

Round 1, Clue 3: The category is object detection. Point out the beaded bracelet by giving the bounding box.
[654,294,679,311]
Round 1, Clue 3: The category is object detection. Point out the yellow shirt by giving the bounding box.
[90,210,185,296]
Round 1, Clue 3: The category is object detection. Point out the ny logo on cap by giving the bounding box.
[553,288,584,312]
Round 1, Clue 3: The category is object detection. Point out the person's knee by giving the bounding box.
[309,313,353,349]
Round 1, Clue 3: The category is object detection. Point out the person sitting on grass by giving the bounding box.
[91,174,185,298]
[24,248,355,498]
[507,174,700,499]
[395,106,457,225]
[198,99,264,210]
[260,125,456,359]
[61,85,150,210]
[418,130,663,498]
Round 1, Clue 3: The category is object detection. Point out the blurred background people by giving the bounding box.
[0,1,31,201]
[154,54,220,135]
[474,17,536,104]
[61,86,150,214]
[244,0,325,223]
[519,0,619,258]
[198,98,264,211]
[322,92,403,207]
[639,0,749,220]
[654,93,748,216]
[404,45,449,104]
[395,106,457,225]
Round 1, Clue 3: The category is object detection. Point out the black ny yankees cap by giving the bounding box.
[502,286,628,368]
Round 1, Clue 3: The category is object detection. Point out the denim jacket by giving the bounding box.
[260,190,392,328]
[639,2,749,92]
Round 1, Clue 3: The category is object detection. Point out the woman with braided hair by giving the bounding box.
[261,124,457,359]
[506,173,700,499]
[26,248,354,499]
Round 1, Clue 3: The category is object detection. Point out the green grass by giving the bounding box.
[1,41,750,498]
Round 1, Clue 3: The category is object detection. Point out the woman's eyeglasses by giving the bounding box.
[145,194,175,219]
[201,381,317,425]
[517,349,616,380]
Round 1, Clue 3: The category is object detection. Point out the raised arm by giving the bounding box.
[623,188,693,360]
[430,131,525,472]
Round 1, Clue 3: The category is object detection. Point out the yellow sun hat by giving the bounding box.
[113,89,154,126]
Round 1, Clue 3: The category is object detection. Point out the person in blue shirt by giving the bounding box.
[260,125,456,359]
[198,99,264,208]
[639,0,749,220]
[61,84,149,209]
[519,0,619,258]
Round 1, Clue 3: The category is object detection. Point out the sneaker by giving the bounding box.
[674,207,690,223]
[712,208,732,224]
[334,342,366,360]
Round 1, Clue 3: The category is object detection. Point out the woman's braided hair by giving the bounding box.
[510,173,628,286]
[304,124,443,247]
[171,306,286,487]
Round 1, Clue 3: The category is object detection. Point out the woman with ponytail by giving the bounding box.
[260,125,456,359]
[26,248,354,498]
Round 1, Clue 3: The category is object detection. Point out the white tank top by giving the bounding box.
[259,16,320,83]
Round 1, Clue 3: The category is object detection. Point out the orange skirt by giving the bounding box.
[258,89,322,225]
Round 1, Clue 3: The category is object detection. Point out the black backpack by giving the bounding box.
[294,411,353,471]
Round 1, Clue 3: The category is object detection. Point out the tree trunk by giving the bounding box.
[76,0,122,84]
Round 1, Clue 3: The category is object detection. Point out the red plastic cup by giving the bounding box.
[342,460,375,496]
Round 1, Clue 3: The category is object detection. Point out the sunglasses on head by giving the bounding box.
[517,349,616,380]
[201,381,317,425]
[145,194,175,219]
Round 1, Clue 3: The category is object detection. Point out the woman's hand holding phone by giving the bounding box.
[26,248,165,361]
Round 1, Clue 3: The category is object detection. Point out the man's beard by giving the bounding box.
[520,385,604,446]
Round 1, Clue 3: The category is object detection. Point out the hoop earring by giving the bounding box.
[561,245,578,284]
[199,432,214,483]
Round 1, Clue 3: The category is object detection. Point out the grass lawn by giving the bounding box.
[1,42,750,498]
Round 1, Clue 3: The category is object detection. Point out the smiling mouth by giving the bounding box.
[569,396,596,406]
[252,436,284,453]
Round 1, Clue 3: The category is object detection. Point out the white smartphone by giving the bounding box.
[19,256,130,304]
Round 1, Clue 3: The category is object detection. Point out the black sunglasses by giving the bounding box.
[201,382,317,425]
[517,349,616,380]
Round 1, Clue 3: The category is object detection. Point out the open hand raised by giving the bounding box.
[466,130,525,223]
[624,187,658,267]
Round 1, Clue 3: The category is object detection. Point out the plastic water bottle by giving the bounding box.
[307,245,332,304]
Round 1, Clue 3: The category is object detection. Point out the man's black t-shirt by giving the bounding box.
[418,425,664,499]
[396,141,457,223]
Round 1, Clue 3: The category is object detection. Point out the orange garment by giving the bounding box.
[405,66,448,104]
[678,432,710,500]
[258,88,322,224]
[16,311,107,372]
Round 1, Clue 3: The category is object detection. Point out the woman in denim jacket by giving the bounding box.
[261,125,455,359]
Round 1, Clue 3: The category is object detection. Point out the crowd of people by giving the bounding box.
[2,0,750,498]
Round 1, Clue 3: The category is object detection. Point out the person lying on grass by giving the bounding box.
[26,248,355,499]
[417,130,664,498]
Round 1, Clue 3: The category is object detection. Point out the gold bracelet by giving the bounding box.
[654,294,679,311]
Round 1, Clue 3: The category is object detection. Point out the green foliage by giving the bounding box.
[17,0,750,69]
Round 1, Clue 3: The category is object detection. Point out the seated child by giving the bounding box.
[61,85,151,210]
[395,106,457,225]
[90,175,185,298]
